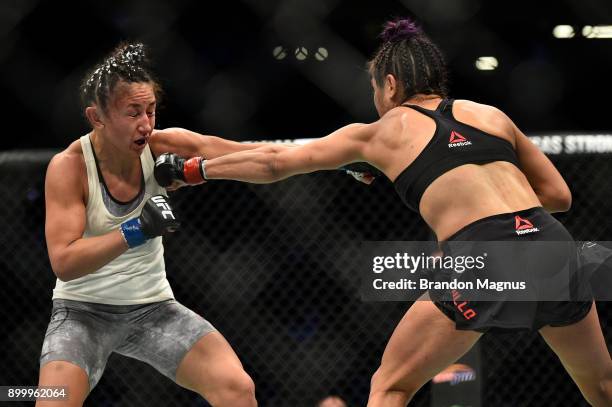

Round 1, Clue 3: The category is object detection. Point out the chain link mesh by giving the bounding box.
[0,149,609,407]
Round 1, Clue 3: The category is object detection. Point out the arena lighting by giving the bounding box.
[315,47,328,61]
[582,25,612,38]
[475,56,498,71]
[553,25,575,38]
[295,46,308,60]
[272,46,287,60]
[273,46,328,62]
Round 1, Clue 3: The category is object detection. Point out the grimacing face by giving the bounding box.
[100,81,157,156]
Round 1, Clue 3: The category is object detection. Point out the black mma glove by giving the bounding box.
[120,195,180,248]
[154,153,206,188]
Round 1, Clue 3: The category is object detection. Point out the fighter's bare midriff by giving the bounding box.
[420,162,541,240]
[371,99,541,240]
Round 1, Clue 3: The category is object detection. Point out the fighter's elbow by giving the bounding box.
[554,187,572,212]
[268,151,288,182]
[257,145,301,182]
[55,273,73,283]
[540,185,572,213]
[50,252,77,282]
[51,263,73,282]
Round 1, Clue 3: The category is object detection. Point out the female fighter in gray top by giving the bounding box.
[39,43,262,407]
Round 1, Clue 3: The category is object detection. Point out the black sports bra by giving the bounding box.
[393,99,520,212]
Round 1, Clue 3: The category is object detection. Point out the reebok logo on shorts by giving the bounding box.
[448,131,472,148]
[515,215,539,235]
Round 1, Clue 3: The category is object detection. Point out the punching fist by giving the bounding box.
[120,195,181,248]
[154,153,206,188]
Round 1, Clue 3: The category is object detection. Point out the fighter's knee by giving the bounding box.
[578,365,612,406]
[371,366,418,393]
[370,368,384,390]
[596,375,612,405]
[205,371,256,406]
[369,367,417,404]
[231,373,256,398]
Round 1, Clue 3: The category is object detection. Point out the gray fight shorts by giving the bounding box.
[39,299,216,391]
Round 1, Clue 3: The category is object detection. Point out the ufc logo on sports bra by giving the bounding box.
[151,196,176,220]
[448,131,472,148]
[515,215,539,235]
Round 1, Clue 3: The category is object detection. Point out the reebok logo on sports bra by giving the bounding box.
[448,131,472,148]
[515,215,540,235]
[393,99,520,213]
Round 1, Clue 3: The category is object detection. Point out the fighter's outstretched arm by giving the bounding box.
[150,127,270,160]
[202,123,376,183]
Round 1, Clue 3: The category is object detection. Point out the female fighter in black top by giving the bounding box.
[157,18,611,407]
